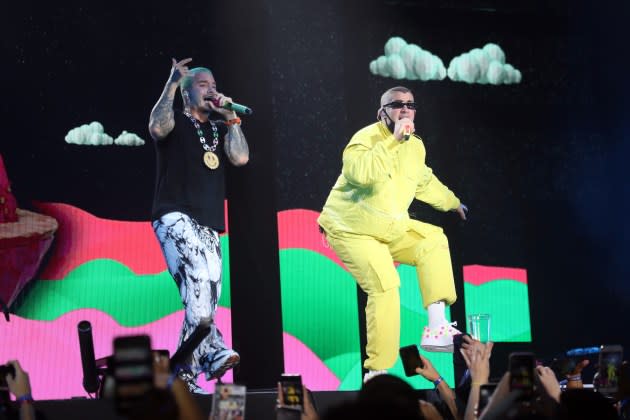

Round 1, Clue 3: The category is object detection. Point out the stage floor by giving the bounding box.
[33,389,359,420]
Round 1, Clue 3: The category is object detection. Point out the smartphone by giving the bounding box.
[280,373,303,411]
[598,344,623,395]
[112,335,154,414]
[478,383,497,415]
[509,352,535,399]
[399,345,424,377]
[209,383,247,420]
[0,364,15,391]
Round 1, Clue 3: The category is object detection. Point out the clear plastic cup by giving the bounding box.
[467,313,491,343]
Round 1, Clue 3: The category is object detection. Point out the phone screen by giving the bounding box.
[112,335,153,413]
[598,345,623,394]
[210,384,247,420]
[399,345,424,377]
[509,352,535,398]
[280,374,303,411]
[478,383,497,415]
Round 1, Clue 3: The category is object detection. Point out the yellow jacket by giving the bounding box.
[318,122,460,242]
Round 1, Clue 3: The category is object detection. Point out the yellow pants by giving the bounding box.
[325,220,457,370]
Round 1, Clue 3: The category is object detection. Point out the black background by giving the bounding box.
[3,0,629,386]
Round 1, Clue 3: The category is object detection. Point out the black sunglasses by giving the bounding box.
[383,101,418,110]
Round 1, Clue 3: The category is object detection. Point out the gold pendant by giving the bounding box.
[203,151,219,169]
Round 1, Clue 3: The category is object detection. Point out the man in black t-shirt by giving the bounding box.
[149,58,249,393]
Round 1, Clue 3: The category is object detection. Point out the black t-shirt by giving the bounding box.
[151,110,228,231]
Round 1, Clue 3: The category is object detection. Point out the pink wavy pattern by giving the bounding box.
[0,308,341,399]
[33,202,229,280]
[277,209,344,268]
[0,308,233,399]
[283,333,340,390]
[33,205,341,281]
[463,264,527,286]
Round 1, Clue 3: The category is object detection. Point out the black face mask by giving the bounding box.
[380,109,395,133]
[386,119,395,133]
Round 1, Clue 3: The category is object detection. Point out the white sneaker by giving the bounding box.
[363,369,387,383]
[420,321,461,352]
[204,349,240,381]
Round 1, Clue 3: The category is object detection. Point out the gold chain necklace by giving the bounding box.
[184,111,220,170]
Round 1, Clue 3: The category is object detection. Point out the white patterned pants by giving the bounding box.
[152,211,228,378]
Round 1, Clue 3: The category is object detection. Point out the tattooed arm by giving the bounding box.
[207,93,250,166]
[224,123,250,166]
[148,83,177,141]
[148,58,192,141]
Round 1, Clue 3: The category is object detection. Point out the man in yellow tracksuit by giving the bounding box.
[317,86,467,381]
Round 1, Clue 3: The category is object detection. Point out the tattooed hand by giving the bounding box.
[149,57,193,141]
[169,57,193,86]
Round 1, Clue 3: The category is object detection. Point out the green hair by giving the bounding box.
[180,67,213,93]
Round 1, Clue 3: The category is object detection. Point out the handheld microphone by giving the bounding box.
[78,320,100,394]
[205,97,253,115]
[403,126,411,141]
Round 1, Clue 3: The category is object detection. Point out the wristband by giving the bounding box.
[16,393,33,404]
[433,376,444,387]
[567,375,582,382]
[226,117,242,126]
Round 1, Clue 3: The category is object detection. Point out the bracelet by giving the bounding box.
[16,393,33,404]
[567,375,582,382]
[226,117,242,126]
[433,376,444,387]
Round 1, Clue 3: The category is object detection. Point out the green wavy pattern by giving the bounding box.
[464,280,531,342]
[397,264,454,388]
[337,358,363,390]
[15,237,232,326]
[280,249,453,389]
[326,353,362,390]
[280,249,361,381]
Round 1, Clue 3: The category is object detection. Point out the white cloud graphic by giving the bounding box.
[114,130,145,146]
[369,37,446,81]
[65,121,113,146]
[65,123,145,146]
[447,43,522,85]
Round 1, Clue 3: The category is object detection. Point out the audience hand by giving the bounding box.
[477,372,510,420]
[617,361,630,401]
[418,399,444,420]
[536,365,561,402]
[415,354,441,382]
[152,351,171,390]
[566,359,588,390]
[5,360,31,399]
[461,335,484,360]
[460,340,493,385]
[417,353,459,420]
[301,386,319,420]
[276,383,319,420]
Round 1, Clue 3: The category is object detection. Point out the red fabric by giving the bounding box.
[0,235,54,307]
[0,154,18,223]
[0,209,58,307]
